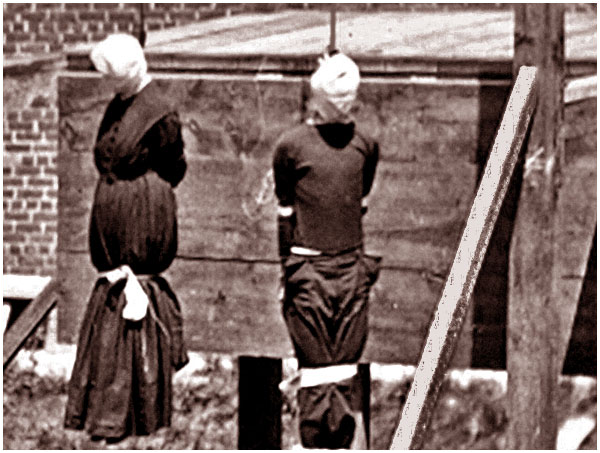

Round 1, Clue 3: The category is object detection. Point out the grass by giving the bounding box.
[3,352,596,449]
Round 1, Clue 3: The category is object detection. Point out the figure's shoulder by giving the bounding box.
[351,124,379,156]
[353,124,377,147]
[274,123,314,152]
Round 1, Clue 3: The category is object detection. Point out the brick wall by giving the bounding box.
[3,3,228,57]
[4,65,59,276]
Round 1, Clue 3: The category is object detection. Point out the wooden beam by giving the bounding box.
[507,4,565,450]
[3,279,61,369]
[238,356,282,449]
[389,65,538,450]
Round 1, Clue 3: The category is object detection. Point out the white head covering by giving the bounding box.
[309,53,360,124]
[90,34,150,96]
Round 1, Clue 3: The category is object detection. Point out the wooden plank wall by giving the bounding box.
[57,72,596,366]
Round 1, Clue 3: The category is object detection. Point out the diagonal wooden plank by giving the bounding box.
[3,279,62,369]
[389,65,538,449]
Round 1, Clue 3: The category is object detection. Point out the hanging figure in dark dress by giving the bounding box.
[64,34,188,441]
[273,52,381,449]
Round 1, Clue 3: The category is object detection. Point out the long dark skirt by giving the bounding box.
[282,249,380,448]
[64,276,188,440]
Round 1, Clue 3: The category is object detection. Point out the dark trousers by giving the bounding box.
[282,249,380,448]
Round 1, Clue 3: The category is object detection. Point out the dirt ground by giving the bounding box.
[3,351,596,450]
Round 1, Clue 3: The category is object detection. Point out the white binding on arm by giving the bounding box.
[361,197,369,208]
[277,205,294,217]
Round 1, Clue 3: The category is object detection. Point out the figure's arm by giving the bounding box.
[147,112,187,187]
[273,140,296,261]
[361,141,380,215]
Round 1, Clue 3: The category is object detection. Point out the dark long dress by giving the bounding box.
[64,81,189,440]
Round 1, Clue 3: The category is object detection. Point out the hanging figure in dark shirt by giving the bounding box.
[273,52,381,449]
[64,34,188,441]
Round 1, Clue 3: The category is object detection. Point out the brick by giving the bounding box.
[91,31,109,41]
[4,167,12,176]
[8,121,34,131]
[56,21,74,32]
[34,31,62,44]
[29,177,54,187]
[114,21,134,32]
[5,31,32,42]
[43,110,57,120]
[4,189,15,199]
[21,156,34,166]
[51,11,77,21]
[78,10,106,21]
[10,200,25,210]
[146,21,164,31]
[20,42,48,53]
[22,11,48,22]
[64,3,91,10]
[42,166,57,176]
[7,111,20,121]
[34,212,57,222]
[3,132,13,141]
[93,3,121,9]
[4,144,31,152]
[22,110,43,121]
[34,144,56,152]
[38,120,56,131]
[4,43,17,54]
[16,131,43,141]
[4,222,15,233]
[4,177,25,186]
[5,212,29,221]
[35,3,60,10]
[3,234,25,244]
[5,3,33,12]
[16,223,41,233]
[40,201,54,210]
[63,32,89,43]
[45,189,58,198]
[37,156,49,166]
[39,245,50,254]
[15,166,40,176]
[9,245,22,255]
[18,189,43,198]
[26,200,40,209]
[43,133,59,143]
[108,10,136,21]
[44,224,58,233]
[49,42,63,52]
[29,233,55,243]
[11,22,25,32]
[32,96,52,109]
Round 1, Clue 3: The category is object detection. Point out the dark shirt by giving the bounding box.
[89,82,186,274]
[273,122,379,254]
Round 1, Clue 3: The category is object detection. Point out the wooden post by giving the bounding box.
[507,4,565,450]
[390,66,538,450]
[238,356,282,449]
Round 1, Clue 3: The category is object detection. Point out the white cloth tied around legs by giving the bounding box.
[279,363,358,394]
[99,264,151,321]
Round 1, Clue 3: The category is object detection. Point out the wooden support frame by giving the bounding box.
[507,4,565,449]
[389,65,538,450]
[3,279,61,369]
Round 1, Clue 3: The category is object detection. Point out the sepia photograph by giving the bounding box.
[3,2,597,450]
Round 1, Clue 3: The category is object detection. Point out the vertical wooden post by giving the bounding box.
[507,4,565,450]
[238,356,282,449]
